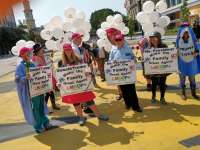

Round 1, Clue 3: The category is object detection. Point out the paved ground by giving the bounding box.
[0,67,200,150]
[0,56,17,77]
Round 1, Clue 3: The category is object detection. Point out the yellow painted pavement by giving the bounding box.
[0,70,200,150]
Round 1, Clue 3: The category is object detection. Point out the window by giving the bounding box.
[171,0,176,6]
[166,0,171,7]
[177,0,182,4]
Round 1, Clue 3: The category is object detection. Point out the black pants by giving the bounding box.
[45,91,56,104]
[119,84,140,110]
[151,76,167,98]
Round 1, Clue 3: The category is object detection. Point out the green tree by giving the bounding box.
[90,8,128,35]
[0,27,29,55]
[180,0,190,22]
[128,17,134,39]
[18,20,27,30]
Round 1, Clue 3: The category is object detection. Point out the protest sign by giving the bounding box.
[144,48,178,75]
[105,60,136,85]
[29,65,53,97]
[56,64,94,96]
[179,46,195,63]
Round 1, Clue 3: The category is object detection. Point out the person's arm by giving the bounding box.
[15,65,27,84]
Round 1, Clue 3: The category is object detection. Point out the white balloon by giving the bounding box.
[45,40,57,50]
[56,39,65,51]
[64,7,76,19]
[16,40,26,47]
[142,23,154,32]
[72,19,84,28]
[143,1,155,13]
[25,41,35,48]
[97,39,105,48]
[136,12,151,24]
[122,27,129,35]
[62,21,73,32]
[153,27,165,36]
[101,39,112,52]
[106,15,114,24]
[96,29,106,39]
[104,43,112,52]
[113,14,123,24]
[82,22,91,32]
[148,11,160,23]
[52,28,64,40]
[115,22,125,31]
[40,29,53,40]
[44,23,55,31]
[50,16,63,28]
[101,21,110,29]
[75,28,85,35]
[63,32,72,42]
[76,10,86,20]
[156,0,168,13]
[11,46,18,56]
[158,16,170,28]
[83,33,90,41]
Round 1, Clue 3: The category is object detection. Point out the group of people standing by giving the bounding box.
[15,22,200,134]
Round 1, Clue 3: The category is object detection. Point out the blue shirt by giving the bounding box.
[109,42,135,61]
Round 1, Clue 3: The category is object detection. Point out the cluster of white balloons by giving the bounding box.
[40,7,92,51]
[11,40,35,56]
[136,0,170,37]
[96,14,129,51]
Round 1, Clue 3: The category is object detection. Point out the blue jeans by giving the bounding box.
[179,74,196,87]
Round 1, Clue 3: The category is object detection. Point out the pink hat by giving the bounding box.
[63,43,73,51]
[114,34,124,41]
[71,32,83,40]
[105,28,121,37]
[19,47,32,57]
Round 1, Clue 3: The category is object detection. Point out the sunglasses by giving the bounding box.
[115,39,123,42]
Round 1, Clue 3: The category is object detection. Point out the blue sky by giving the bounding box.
[13,0,126,27]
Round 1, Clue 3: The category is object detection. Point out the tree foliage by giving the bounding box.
[90,8,128,34]
[128,16,134,38]
[0,26,29,55]
[180,0,190,22]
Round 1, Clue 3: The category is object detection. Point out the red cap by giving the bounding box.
[19,47,32,57]
[71,32,83,40]
[115,34,124,41]
[63,43,73,51]
[105,28,121,37]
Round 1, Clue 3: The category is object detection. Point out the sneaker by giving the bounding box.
[182,95,187,100]
[35,128,45,134]
[44,124,57,131]
[116,95,122,101]
[101,78,106,82]
[78,117,87,126]
[160,98,167,105]
[52,105,60,110]
[125,105,131,110]
[133,107,143,113]
[151,98,157,104]
[83,107,94,114]
[98,114,109,121]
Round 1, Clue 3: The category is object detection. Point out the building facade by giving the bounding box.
[0,8,16,28]
[23,0,36,31]
[163,0,200,26]
[124,0,146,31]
[125,0,200,28]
